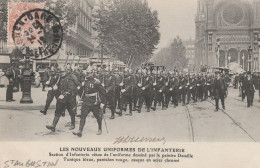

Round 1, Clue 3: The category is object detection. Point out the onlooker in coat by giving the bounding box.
[5,64,16,102]
[245,71,256,107]
[213,71,226,111]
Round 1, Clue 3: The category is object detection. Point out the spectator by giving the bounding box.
[35,69,41,88]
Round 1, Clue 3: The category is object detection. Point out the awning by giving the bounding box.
[0,55,11,63]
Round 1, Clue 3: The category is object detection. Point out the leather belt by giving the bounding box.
[85,92,97,97]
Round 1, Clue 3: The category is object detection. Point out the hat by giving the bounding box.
[19,65,23,69]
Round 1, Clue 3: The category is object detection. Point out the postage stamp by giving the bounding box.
[7,1,45,46]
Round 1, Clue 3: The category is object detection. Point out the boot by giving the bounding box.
[46,116,60,132]
[110,114,115,119]
[96,120,102,135]
[40,109,47,115]
[73,119,85,137]
[110,109,115,119]
[69,115,75,130]
[129,111,132,116]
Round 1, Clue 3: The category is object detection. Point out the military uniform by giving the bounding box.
[73,75,105,137]
[119,72,134,115]
[138,73,153,112]
[103,72,116,119]
[40,72,62,115]
[46,71,79,132]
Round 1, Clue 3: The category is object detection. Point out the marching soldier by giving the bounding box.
[103,68,117,119]
[137,69,153,113]
[73,68,105,137]
[132,69,142,111]
[119,68,134,116]
[46,67,80,132]
[40,69,63,115]
[213,71,226,111]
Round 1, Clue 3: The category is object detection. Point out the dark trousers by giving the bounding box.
[115,86,121,109]
[246,91,254,107]
[104,90,116,115]
[132,86,141,109]
[55,95,76,117]
[6,85,13,101]
[171,89,179,107]
[120,91,133,114]
[138,90,152,111]
[80,104,102,131]
[44,89,61,112]
[215,94,225,110]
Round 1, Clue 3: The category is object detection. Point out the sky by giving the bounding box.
[147,0,197,52]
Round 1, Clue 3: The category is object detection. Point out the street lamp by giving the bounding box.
[248,46,253,71]
[242,53,245,70]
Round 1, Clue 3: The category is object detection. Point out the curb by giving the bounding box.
[0,104,55,110]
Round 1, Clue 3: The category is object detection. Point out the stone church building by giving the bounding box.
[195,0,260,71]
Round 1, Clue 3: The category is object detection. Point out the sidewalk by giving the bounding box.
[0,87,56,110]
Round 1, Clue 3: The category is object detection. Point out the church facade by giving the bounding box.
[195,0,260,71]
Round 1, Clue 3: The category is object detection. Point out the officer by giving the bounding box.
[245,71,256,107]
[40,69,62,115]
[213,71,226,111]
[46,67,80,132]
[73,67,105,137]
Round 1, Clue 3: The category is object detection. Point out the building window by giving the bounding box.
[208,34,212,43]
[208,44,212,51]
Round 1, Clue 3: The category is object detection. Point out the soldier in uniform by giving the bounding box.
[114,69,122,110]
[213,71,226,111]
[119,68,134,116]
[46,67,80,132]
[170,73,179,108]
[245,71,256,107]
[179,75,188,106]
[132,69,142,111]
[73,69,105,137]
[137,69,153,112]
[102,68,116,119]
[40,69,62,115]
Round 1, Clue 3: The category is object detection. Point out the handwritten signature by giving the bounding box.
[113,136,166,145]
[4,159,59,168]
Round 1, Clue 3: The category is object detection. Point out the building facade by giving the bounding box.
[195,0,260,71]
[183,38,195,71]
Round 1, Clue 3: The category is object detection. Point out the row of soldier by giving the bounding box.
[41,65,230,137]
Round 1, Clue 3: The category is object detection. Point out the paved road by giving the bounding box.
[0,87,260,142]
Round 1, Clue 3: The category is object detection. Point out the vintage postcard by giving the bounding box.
[1,0,260,167]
